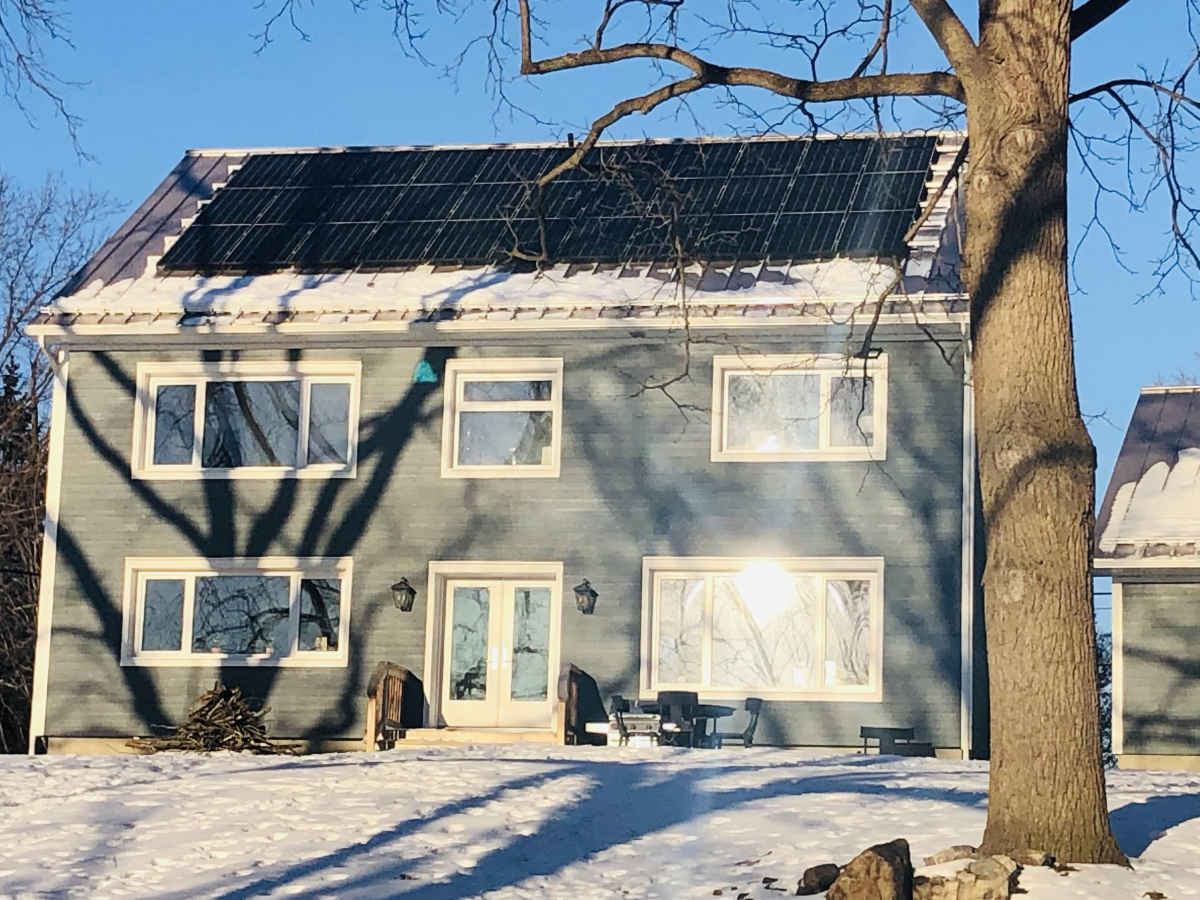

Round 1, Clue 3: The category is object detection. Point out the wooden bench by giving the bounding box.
[860,725,935,757]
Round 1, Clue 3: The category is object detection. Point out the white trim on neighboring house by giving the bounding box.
[28,346,68,754]
[119,556,353,667]
[709,354,889,463]
[1112,580,1125,756]
[1093,559,1200,573]
[439,359,564,479]
[423,560,565,729]
[959,325,976,759]
[130,360,361,480]
[638,555,885,703]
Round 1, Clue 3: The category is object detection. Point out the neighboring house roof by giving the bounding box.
[1096,386,1200,564]
[31,133,966,339]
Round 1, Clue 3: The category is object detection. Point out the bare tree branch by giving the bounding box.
[1071,0,1136,41]
[908,0,981,78]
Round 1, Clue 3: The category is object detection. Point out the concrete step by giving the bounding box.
[397,728,561,746]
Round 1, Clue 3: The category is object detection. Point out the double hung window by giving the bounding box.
[441,358,563,478]
[122,557,352,667]
[642,557,883,701]
[711,354,888,461]
[133,361,360,478]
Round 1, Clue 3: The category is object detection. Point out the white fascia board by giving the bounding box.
[26,308,970,343]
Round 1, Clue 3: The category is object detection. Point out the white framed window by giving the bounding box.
[711,354,888,462]
[121,557,353,667]
[131,361,361,479]
[441,358,564,479]
[641,556,884,701]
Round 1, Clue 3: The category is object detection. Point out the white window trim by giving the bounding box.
[640,555,885,702]
[120,556,353,668]
[710,353,889,462]
[131,360,362,480]
[440,358,564,479]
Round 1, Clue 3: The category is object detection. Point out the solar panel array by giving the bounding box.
[158,136,938,273]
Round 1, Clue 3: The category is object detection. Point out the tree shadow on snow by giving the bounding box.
[185,757,986,900]
[1110,792,1200,858]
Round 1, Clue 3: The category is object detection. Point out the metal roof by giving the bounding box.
[1096,386,1200,564]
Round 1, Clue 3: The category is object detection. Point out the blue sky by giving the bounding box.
[2,0,1197,491]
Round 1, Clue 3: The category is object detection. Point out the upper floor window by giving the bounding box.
[132,361,361,479]
[121,556,353,667]
[710,354,888,462]
[641,556,884,701]
[441,358,563,479]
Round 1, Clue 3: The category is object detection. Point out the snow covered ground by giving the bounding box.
[0,747,1197,900]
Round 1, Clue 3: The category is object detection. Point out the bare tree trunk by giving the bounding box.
[965,0,1126,864]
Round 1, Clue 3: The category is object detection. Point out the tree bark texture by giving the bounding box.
[963,0,1127,864]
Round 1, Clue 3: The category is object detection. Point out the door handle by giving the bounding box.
[502,647,511,666]
[490,646,499,670]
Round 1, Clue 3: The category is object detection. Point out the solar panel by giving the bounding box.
[158,135,938,272]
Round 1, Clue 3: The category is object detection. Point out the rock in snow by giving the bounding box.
[795,862,840,895]
[826,838,914,900]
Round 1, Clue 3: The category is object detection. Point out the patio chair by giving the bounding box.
[610,695,631,745]
[656,690,700,747]
[708,697,763,748]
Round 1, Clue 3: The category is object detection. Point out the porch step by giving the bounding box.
[397,728,561,746]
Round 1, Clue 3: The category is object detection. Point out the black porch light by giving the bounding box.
[573,579,599,615]
[391,578,417,612]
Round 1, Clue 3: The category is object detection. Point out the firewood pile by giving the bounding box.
[128,685,297,755]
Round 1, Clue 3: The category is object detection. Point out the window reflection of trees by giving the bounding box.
[825,579,871,685]
[298,578,341,651]
[711,576,819,689]
[458,410,552,466]
[152,385,196,465]
[510,588,551,700]
[202,381,301,468]
[449,587,490,700]
[655,573,873,692]
[191,575,291,655]
[657,578,704,684]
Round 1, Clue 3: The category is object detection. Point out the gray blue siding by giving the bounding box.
[1121,578,1200,755]
[43,328,968,748]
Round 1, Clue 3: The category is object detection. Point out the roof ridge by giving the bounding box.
[184,130,967,157]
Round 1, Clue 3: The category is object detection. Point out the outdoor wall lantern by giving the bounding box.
[573,580,599,615]
[391,578,417,612]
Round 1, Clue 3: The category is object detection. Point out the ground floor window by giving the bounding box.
[121,557,353,667]
[641,556,884,701]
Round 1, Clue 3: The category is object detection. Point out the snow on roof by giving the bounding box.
[1096,386,1200,562]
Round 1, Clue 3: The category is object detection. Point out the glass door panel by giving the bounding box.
[497,584,556,727]
[441,581,502,727]
[508,587,552,700]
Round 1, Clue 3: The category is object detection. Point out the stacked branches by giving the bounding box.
[128,685,297,755]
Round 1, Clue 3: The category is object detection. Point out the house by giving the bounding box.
[25,133,986,755]
[1096,385,1200,770]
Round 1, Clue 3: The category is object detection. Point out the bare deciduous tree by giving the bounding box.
[266,0,1197,863]
[0,0,85,151]
[0,174,112,753]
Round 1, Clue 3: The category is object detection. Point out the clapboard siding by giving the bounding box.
[1121,580,1200,755]
[44,330,967,747]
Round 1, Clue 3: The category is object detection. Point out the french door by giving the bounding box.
[441,578,558,728]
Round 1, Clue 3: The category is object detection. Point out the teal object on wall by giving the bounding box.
[413,360,438,384]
